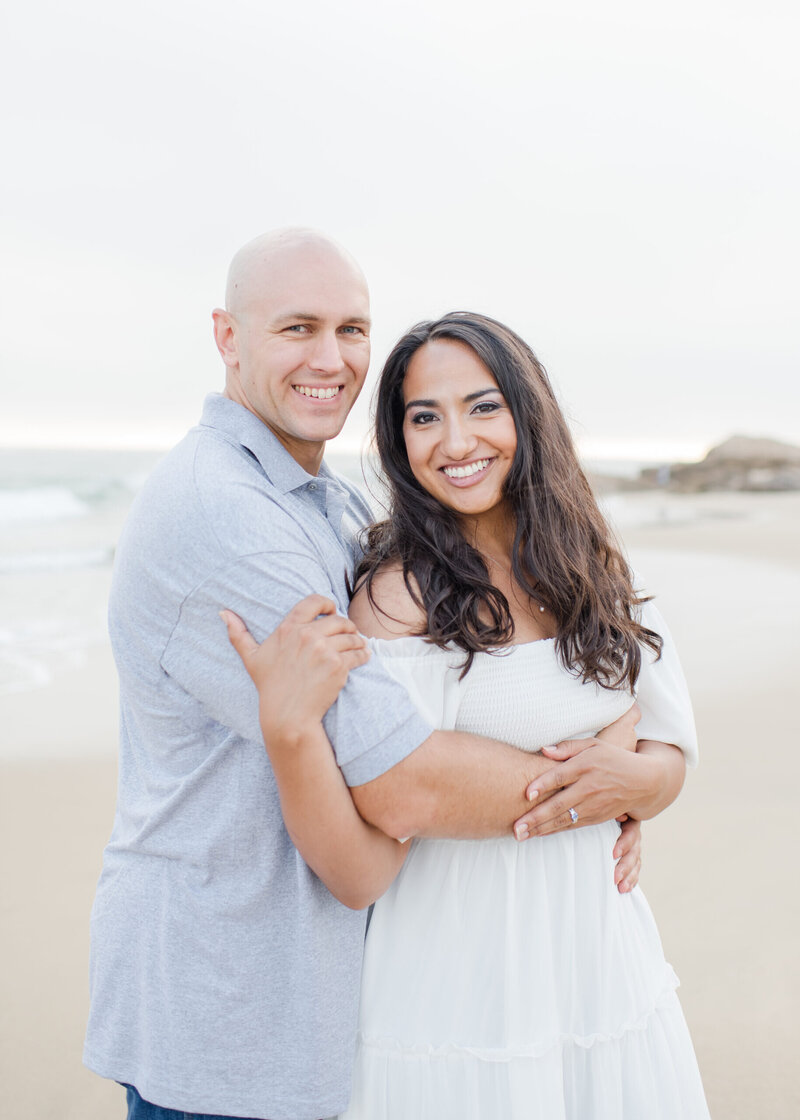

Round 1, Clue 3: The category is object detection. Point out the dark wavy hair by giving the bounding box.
[354,311,661,688]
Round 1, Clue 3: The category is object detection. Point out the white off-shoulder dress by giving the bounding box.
[341,604,709,1119]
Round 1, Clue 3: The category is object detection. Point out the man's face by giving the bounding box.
[216,243,371,473]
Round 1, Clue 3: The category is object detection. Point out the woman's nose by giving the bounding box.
[440,417,478,460]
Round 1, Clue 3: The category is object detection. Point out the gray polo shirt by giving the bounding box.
[83,394,432,1120]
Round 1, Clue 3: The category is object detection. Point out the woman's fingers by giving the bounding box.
[341,645,372,672]
[525,755,578,803]
[516,744,642,839]
[220,610,260,661]
[541,738,596,762]
[275,598,361,643]
[613,818,642,893]
[282,594,339,624]
[221,597,370,709]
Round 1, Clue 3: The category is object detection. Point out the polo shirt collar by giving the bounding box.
[199,393,327,496]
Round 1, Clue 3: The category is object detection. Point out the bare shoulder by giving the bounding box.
[348,564,427,640]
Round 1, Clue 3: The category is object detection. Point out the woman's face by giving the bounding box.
[401,338,518,522]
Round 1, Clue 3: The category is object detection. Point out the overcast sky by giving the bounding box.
[3,0,798,460]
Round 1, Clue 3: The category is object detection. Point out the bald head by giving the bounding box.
[212,227,372,474]
[225,227,368,317]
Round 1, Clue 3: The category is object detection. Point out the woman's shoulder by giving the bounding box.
[349,563,428,641]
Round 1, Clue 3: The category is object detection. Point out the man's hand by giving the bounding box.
[595,702,640,752]
[221,595,370,748]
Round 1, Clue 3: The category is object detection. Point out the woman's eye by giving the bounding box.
[410,411,438,426]
[472,401,500,415]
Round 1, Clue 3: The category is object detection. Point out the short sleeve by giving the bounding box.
[634,599,699,768]
[160,549,433,786]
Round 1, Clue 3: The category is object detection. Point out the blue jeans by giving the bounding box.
[123,1083,272,1120]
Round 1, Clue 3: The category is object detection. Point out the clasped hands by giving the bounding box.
[221,595,644,893]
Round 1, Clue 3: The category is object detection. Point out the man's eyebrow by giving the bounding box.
[404,387,502,412]
[272,312,372,327]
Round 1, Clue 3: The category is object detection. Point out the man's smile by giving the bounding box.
[292,384,342,399]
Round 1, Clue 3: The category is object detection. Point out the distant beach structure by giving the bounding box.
[639,435,800,493]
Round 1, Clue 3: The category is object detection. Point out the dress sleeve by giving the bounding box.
[634,599,699,767]
[368,638,466,732]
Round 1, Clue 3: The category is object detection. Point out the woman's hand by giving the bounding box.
[613,818,642,893]
[514,741,648,837]
[221,594,370,749]
[513,735,685,839]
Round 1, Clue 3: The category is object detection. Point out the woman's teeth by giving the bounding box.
[443,458,490,479]
[293,385,341,399]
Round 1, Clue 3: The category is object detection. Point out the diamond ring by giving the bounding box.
[568,807,579,825]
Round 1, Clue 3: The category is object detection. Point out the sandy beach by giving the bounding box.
[2,488,799,1119]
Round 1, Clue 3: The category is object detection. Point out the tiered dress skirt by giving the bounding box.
[340,629,709,1119]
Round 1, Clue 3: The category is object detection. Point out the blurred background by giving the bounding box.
[2,2,798,1117]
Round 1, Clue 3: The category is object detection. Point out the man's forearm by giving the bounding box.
[351,730,553,840]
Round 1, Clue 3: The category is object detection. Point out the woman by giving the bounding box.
[225,312,709,1118]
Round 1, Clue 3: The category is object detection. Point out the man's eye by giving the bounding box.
[285,324,310,334]
[339,325,366,336]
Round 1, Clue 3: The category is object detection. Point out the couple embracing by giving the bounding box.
[84,228,709,1119]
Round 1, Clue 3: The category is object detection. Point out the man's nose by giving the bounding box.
[308,330,346,374]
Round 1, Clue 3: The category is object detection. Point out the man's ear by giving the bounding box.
[212,309,239,369]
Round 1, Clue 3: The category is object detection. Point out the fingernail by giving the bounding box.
[527,787,539,802]
[219,611,230,624]
[514,823,529,841]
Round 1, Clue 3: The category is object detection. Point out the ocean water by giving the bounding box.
[0,449,161,698]
[0,445,670,700]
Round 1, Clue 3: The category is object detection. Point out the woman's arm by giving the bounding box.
[221,597,409,911]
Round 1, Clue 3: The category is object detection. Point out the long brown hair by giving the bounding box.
[356,312,661,688]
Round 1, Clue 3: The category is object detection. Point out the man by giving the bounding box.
[84,229,685,1119]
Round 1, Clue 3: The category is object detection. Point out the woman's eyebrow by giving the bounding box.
[464,388,503,403]
[404,387,502,412]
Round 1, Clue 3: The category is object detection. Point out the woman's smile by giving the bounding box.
[440,456,495,483]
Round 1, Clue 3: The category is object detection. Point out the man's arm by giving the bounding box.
[351,728,553,840]
[160,543,432,780]
[349,704,647,840]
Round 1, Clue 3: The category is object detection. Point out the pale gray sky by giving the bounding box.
[3,0,798,460]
